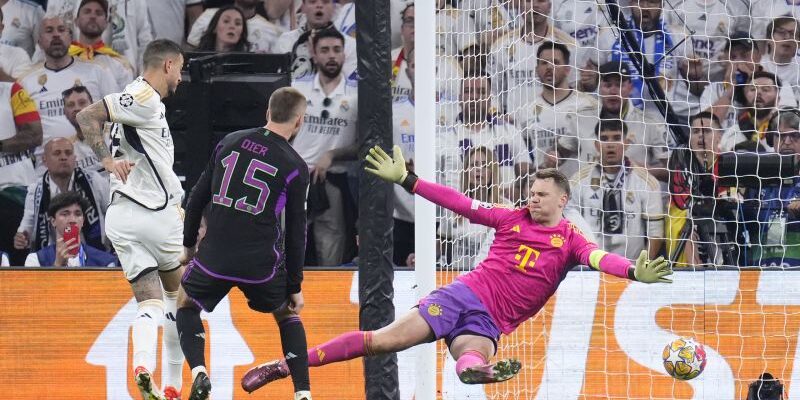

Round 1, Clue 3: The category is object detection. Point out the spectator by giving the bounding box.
[519,41,596,177]
[274,0,357,80]
[14,137,109,253]
[575,61,668,181]
[487,0,579,116]
[700,32,797,130]
[551,0,609,92]
[744,108,800,268]
[290,28,357,266]
[146,0,204,45]
[258,0,298,32]
[390,2,413,103]
[392,47,415,266]
[720,70,782,152]
[195,5,250,52]
[68,0,134,90]
[750,0,800,42]
[435,0,461,57]
[332,0,405,47]
[438,146,510,271]
[594,0,687,118]
[570,119,664,259]
[666,112,737,267]
[456,0,519,50]
[0,5,33,81]
[62,85,109,173]
[0,0,44,56]
[440,74,528,198]
[0,79,42,266]
[670,55,709,120]
[45,0,153,72]
[24,191,118,266]
[761,17,800,101]
[188,0,281,53]
[18,15,117,175]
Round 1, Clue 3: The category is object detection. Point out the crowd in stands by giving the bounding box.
[0,0,799,270]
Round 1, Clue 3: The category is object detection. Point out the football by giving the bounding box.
[662,337,707,380]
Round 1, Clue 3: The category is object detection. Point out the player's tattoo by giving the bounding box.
[76,101,112,161]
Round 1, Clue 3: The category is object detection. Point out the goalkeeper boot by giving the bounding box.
[134,366,166,400]
[163,386,181,400]
[458,359,522,384]
[241,359,290,393]
[188,371,211,400]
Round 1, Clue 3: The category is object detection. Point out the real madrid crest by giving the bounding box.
[74,79,83,87]
[626,191,635,204]
[38,74,47,86]
[340,100,349,112]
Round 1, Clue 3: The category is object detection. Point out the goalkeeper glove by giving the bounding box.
[633,250,673,283]
[365,145,408,183]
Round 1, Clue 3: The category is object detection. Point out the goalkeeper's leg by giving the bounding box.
[241,309,434,392]
[450,335,522,384]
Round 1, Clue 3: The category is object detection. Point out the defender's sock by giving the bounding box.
[279,316,310,392]
[162,290,184,390]
[176,307,206,370]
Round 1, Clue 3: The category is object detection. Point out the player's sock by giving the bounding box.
[162,290,184,391]
[307,331,374,367]
[279,316,310,392]
[176,307,206,370]
[456,350,488,375]
[132,299,165,373]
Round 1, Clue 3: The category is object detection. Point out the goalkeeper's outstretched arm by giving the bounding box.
[365,145,513,228]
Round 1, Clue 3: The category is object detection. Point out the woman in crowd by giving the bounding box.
[195,5,250,53]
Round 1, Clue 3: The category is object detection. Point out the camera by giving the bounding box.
[717,152,797,188]
[747,373,784,400]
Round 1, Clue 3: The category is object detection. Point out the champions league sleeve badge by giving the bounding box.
[119,93,134,107]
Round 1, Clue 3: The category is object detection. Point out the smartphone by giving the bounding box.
[63,222,80,256]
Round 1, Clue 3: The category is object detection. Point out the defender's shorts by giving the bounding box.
[181,258,288,313]
[105,196,183,282]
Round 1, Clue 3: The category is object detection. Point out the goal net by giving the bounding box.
[421,0,800,398]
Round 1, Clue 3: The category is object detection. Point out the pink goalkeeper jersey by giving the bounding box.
[414,178,632,334]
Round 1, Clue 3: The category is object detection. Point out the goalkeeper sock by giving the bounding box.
[176,307,206,370]
[132,299,164,373]
[307,331,374,366]
[456,350,488,375]
[279,316,310,392]
[162,290,184,391]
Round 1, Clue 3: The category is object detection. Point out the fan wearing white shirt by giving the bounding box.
[188,0,282,53]
[0,0,44,56]
[18,15,117,176]
[761,17,800,101]
[393,47,415,266]
[75,39,186,400]
[750,0,800,41]
[146,0,203,45]
[0,5,33,81]
[274,0,357,80]
[390,3,413,103]
[290,28,358,267]
[70,0,134,90]
[61,85,108,174]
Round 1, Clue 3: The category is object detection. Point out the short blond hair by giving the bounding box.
[268,87,307,123]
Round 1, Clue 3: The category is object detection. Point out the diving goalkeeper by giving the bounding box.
[242,145,673,392]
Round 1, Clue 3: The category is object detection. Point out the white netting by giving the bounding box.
[424,0,800,398]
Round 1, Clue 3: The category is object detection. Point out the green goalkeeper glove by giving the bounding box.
[634,250,673,283]
[365,145,408,183]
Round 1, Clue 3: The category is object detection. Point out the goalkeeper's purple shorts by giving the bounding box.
[417,280,501,351]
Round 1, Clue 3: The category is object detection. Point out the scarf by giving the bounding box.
[600,162,628,235]
[32,169,103,251]
[69,40,124,60]
[611,17,673,109]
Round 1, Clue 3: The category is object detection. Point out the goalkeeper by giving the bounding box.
[242,146,673,392]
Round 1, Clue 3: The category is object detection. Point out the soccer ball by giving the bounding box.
[662,337,707,380]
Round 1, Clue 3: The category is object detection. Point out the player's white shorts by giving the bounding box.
[105,196,183,282]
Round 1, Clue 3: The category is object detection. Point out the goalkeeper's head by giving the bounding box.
[527,168,570,226]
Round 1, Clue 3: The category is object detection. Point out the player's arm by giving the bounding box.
[76,100,135,183]
[365,145,511,227]
[572,230,672,283]
[284,167,310,294]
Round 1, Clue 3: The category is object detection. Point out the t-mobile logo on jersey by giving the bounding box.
[86,297,252,399]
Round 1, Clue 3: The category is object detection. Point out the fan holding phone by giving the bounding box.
[24,192,118,267]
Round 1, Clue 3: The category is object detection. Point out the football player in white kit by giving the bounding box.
[76,39,185,400]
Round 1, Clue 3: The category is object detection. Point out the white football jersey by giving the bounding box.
[519,90,597,173]
[392,97,415,223]
[104,77,183,210]
[0,0,44,56]
[0,82,36,189]
[750,0,800,40]
[18,58,118,170]
[273,27,358,80]
[0,43,32,79]
[761,54,800,102]
[569,164,664,259]
[488,24,585,116]
[291,73,358,173]
[147,0,203,45]
[551,0,608,63]
[665,0,748,63]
